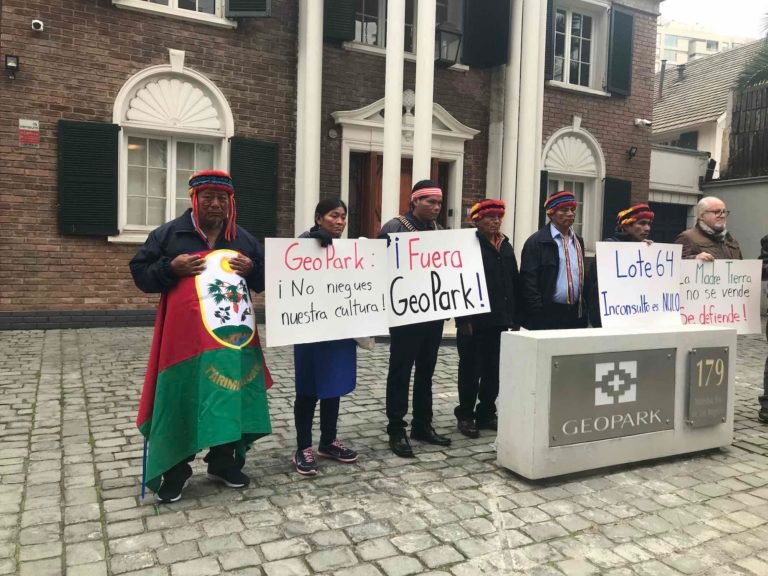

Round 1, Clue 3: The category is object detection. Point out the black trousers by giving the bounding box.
[760,318,768,410]
[294,394,340,450]
[532,302,588,330]
[455,326,505,423]
[386,320,444,434]
[164,442,239,484]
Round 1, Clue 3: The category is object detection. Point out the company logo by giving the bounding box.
[595,361,637,406]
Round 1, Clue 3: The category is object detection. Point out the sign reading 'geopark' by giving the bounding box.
[549,349,676,447]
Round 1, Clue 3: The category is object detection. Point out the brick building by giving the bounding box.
[0,0,660,329]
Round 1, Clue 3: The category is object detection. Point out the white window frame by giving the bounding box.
[549,0,609,95]
[112,0,237,29]
[124,133,222,232]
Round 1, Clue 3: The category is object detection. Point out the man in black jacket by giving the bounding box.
[758,234,768,423]
[454,200,519,438]
[520,191,589,330]
[587,204,655,327]
[130,170,266,503]
[378,180,451,457]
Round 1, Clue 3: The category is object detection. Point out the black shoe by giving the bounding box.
[156,476,190,504]
[293,447,319,476]
[411,425,451,446]
[207,467,250,489]
[457,418,479,438]
[389,431,415,458]
[318,439,358,463]
[759,409,768,424]
[476,417,498,431]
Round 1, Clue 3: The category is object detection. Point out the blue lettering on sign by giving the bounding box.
[662,292,680,312]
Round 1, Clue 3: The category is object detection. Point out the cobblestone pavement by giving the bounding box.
[2,327,768,576]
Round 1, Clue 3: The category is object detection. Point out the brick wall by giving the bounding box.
[0,0,297,314]
[542,3,658,205]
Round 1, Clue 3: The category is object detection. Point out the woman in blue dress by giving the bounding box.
[292,198,358,475]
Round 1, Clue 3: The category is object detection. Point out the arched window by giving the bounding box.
[113,52,234,238]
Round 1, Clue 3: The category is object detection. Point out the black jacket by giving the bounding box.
[129,209,265,294]
[456,232,519,330]
[377,210,440,238]
[519,224,589,329]
[586,230,636,327]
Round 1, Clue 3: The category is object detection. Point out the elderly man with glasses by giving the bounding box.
[675,196,742,261]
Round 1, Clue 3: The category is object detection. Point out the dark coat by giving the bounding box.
[129,208,265,294]
[675,224,742,260]
[587,230,638,327]
[377,210,441,238]
[519,224,590,329]
[456,232,519,330]
[760,234,768,281]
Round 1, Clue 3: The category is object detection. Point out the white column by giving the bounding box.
[412,0,437,184]
[513,0,546,252]
[381,0,406,223]
[294,0,323,235]
[500,0,523,241]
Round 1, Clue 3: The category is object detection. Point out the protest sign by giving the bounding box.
[265,238,389,347]
[596,242,683,328]
[386,228,489,327]
[679,259,762,335]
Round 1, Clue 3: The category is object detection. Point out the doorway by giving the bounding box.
[348,152,450,238]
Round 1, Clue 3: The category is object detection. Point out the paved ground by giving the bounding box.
[2,326,768,576]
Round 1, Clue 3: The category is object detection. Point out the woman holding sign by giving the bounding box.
[292,198,359,476]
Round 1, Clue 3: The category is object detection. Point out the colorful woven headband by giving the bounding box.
[470,199,506,221]
[411,186,443,201]
[617,204,655,227]
[544,191,577,214]
[188,169,237,242]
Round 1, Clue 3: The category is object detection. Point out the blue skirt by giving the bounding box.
[294,339,357,399]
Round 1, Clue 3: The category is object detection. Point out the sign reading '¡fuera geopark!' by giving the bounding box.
[549,349,676,447]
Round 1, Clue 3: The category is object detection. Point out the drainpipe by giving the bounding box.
[658,59,666,100]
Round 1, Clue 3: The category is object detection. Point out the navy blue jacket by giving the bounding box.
[129,209,265,294]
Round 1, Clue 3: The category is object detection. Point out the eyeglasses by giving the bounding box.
[704,209,730,217]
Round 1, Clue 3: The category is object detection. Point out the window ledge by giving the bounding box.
[108,231,150,245]
[112,0,237,29]
[546,80,611,98]
[342,42,470,73]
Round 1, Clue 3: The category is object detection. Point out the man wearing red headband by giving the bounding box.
[378,180,451,457]
[520,191,590,330]
[130,170,269,503]
[454,200,519,438]
[587,204,655,327]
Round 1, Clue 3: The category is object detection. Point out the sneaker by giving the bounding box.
[293,447,319,476]
[759,409,768,424]
[207,468,250,489]
[318,439,358,463]
[156,477,190,504]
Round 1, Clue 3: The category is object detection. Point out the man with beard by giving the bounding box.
[675,196,742,260]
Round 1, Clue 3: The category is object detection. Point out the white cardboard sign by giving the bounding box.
[386,228,490,327]
[596,242,683,328]
[265,238,389,347]
[679,259,762,335]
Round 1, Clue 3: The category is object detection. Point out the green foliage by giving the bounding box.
[736,39,768,90]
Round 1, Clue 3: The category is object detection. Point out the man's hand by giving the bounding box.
[228,254,254,277]
[642,239,654,245]
[170,254,206,277]
[695,252,715,262]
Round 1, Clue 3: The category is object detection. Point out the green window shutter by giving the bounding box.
[607,8,634,97]
[602,178,631,239]
[230,137,278,240]
[462,0,510,68]
[324,0,355,43]
[538,170,549,229]
[58,120,119,236]
[544,0,554,81]
[226,0,271,17]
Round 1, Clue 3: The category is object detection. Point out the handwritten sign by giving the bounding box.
[679,260,762,335]
[387,229,489,327]
[265,238,389,347]
[596,242,683,328]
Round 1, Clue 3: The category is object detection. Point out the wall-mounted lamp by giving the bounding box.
[435,23,462,69]
[5,55,19,80]
[626,146,638,160]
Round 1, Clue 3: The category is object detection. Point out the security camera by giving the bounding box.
[31,19,44,32]
[634,118,652,128]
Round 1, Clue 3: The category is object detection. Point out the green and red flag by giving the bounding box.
[137,249,272,493]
